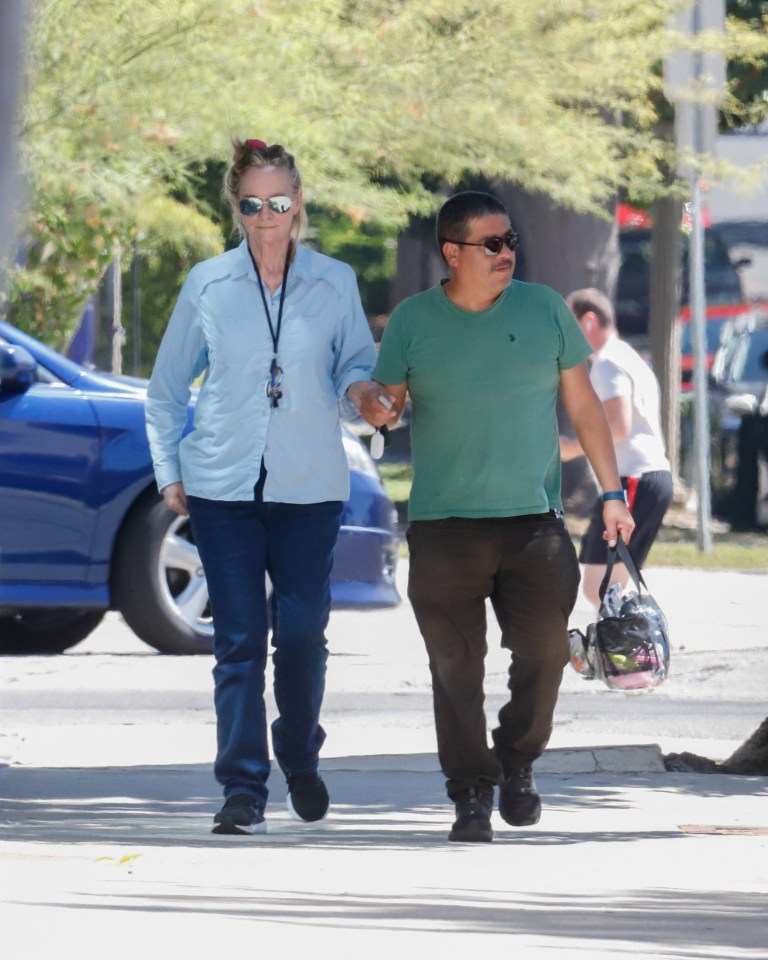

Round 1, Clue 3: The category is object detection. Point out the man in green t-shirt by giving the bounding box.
[358,192,634,844]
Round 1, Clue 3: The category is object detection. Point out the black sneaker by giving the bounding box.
[286,772,329,822]
[212,794,266,835]
[499,766,541,826]
[448,784,494,843]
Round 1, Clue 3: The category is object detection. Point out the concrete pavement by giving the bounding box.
[0,562,767,959]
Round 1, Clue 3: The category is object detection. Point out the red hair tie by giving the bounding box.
[246,138,267,150]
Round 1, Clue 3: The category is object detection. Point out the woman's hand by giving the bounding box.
[161,481,189,517]
[346,381,400,428]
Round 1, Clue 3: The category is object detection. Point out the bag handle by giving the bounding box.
[598,538,648,603]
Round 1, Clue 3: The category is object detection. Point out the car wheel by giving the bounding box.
[0,609,106,654]
[112,491,215,654]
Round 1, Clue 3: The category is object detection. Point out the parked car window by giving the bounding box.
[728,328,768,383]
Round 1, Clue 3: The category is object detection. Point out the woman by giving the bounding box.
[146,138,383,835]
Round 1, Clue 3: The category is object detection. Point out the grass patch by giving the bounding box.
[378,462,412,505]
[643,541,768,570]
[379,461,768,571]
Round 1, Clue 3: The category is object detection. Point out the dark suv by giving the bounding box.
[710,313,768,529]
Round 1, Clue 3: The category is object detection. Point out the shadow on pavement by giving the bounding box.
[20,886,766,951]
[3,756,764,849]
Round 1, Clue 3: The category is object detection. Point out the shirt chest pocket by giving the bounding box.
[280,311,338,368]
[205,316,271,372]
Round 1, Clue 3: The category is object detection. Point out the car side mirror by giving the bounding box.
[724,393,758,416]
[0,343,37,393]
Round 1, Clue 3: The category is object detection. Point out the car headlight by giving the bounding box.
[342,433,380,480]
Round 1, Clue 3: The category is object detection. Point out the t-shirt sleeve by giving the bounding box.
[373,308,409,385]
[553,294,593,369]
[590,357,632,401]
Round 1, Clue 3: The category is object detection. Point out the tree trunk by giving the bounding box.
[494,186,619,298]
[389,215,446,309]
[391,186,619,302]
[720,716,768,775]
[648,193,684,491]
[665,716,768,775]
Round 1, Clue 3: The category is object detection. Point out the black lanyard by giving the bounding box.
[248,245,290,359]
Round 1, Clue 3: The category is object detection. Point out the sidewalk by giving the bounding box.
[1,564,767,959]
[1,734,766,960]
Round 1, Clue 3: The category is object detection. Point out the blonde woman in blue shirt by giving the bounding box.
[146,139,379,835]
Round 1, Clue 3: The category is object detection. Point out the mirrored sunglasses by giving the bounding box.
[238,195,294,216]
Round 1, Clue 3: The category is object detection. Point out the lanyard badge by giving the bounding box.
[248,246,290,409]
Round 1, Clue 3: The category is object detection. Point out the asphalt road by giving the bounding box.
[1,561,765,766]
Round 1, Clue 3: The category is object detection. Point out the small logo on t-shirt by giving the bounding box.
[508,333,516,343]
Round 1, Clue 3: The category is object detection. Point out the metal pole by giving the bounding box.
[689,1,713,552]
[131,238,141,376]
[110,239,125,375]
[689,176,712,551]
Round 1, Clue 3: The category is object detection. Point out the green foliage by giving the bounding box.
[10,0,768,349]
[377,462,413,506]
[119,193,224,376]
[724,0,768,127]
[5,178,125,343]
[307,206,398,317]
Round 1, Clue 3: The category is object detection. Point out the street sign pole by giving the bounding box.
[689,171,713,551]
[665,0,724,552]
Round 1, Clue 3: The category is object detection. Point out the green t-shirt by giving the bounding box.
[373,280,592,520]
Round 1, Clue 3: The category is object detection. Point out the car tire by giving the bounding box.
[0,609,106,654]
[112,490,215,655]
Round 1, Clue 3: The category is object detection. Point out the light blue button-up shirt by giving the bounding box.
[146,240,377,503]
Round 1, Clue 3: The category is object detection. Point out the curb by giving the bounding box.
[322,743,666,776]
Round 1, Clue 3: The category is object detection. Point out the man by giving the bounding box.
[359,192,634,843]
[561,288,673,609]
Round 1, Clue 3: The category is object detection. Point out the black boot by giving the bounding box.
[499,766,541,826]
[448,784,494,843]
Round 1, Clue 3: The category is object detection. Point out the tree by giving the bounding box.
[7,0,686,347]
[11,1,768,351]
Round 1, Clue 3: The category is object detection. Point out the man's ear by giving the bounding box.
[442,240,459,267]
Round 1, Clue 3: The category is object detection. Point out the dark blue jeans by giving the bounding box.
[187,489,342,807]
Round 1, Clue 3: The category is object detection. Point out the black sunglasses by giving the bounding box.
[239,195,294,216]
[443,230,519,257]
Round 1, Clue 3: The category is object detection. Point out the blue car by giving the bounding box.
[0,319,399,654]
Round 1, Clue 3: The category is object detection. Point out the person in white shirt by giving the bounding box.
[560,288,673,609]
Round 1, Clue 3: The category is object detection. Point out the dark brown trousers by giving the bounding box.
[407,514,580,799]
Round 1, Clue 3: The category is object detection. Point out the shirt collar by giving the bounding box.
[233,238,316,286]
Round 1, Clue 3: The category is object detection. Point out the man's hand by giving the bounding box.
[162,481,189,517]
[602,500,635,548]
[346,381,399,428]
